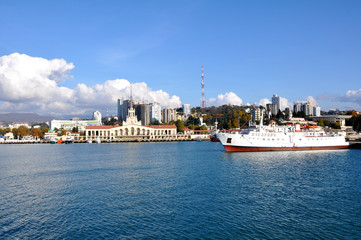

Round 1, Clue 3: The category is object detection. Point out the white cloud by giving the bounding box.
[0,53,182,116]
[257,98,271,107]
[344,89,361,106]
[208,92,242,107]
[306,96,317,105]
[280,97,292,110]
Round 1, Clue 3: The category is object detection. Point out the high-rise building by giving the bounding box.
[93,111,102,123]
[271,94,282,114]
[119,99,152,125]
[271,104,278,116]
[182,104,191,116]
[313,106,321,117]
[117,99,123,121]
[162,108,177,123]
[301,102,312,116]
[251,108,261,122]
[150,103,162,123]
[135,104,150,125]
[293,102,302,113]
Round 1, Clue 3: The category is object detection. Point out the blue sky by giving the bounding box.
[0,0,361,116]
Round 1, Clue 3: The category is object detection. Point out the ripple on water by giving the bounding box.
[0,143,360,239]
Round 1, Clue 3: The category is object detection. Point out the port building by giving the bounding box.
[86,99,180,142]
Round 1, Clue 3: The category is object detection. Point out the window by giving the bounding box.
[227,138,232,143]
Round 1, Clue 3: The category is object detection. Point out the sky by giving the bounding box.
[0,0,361,117]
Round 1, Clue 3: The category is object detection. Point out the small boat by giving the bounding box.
[57,139,63,144]
[95,138,101,144]
[64,136,73,144]
[87,139,93,144]
[210,120,220,142]
[50,138,56,144]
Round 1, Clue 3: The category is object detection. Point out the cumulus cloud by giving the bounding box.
[257,98,271,107]
[306,96,317,105]
[208,92,243,107]
[343,89,361,106]
[0,53,181,116]
[280,97,292,110]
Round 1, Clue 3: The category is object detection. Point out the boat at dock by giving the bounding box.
[217,114,349,152]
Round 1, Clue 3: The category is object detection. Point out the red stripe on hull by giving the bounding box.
[223,145,349,152]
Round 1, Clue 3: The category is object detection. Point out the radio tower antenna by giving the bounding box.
[201,65,206,108]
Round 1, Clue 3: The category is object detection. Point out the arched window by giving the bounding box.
[137,128,140,135]
[131,127,135,135]
[125,128,128,135]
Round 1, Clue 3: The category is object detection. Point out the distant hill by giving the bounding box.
[0,113,55,123]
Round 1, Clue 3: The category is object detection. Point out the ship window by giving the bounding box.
[227,138,232,143]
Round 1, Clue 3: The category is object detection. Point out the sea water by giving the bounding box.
[0,142,360,239]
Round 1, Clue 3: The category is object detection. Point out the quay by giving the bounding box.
[0,138,199,144]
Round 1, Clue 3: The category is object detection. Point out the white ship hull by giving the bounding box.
[217,125,349,152]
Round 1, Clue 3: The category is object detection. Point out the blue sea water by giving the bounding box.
[0,142,360,239]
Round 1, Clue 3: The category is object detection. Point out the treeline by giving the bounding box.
[193,105,251,129]
[345,111,361,132]
[0,126,49,139]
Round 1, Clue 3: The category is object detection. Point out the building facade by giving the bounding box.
[86,103,177,141]
[251,108,261,122]
[162,108,177,123]
[150,102,162,123]
[182,104,191,116]
[271,94,282,114]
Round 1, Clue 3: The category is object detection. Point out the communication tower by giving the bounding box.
[201,65,206,108]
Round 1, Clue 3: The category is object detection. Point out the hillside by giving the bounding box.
[0,113,54,123]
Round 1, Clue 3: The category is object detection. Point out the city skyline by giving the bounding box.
[0,1,360,116]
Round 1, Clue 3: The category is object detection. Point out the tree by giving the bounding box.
[72,126,79,133]
[58,129,66,136]
[30,128,41,138]
[40,127,49,139]
[175,120,184,132]
[13,126,29,139]
[149,120,161,125]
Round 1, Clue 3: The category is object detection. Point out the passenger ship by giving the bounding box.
[217,119,349,152]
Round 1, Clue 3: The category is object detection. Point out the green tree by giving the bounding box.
[175,120,184,132]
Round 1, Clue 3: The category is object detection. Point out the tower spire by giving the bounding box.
[130,82,133,109]
[201,65,206,108]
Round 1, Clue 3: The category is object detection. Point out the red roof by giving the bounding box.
[193,130,212,132]
[145,125,177,129]
[86,125,176,130]
[85,125,116,129]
